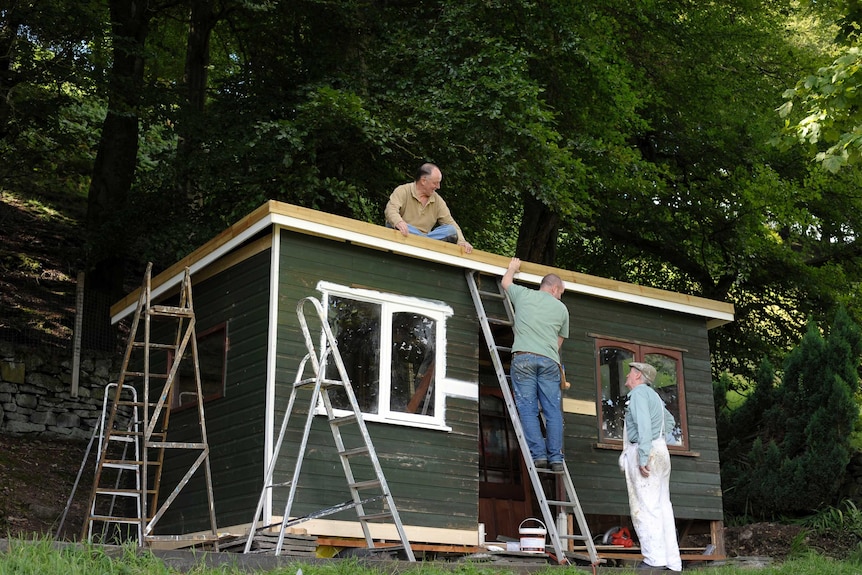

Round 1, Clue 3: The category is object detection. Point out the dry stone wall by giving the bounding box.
[0,342,124,439]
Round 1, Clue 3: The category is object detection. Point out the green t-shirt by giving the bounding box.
[506,283,569,364]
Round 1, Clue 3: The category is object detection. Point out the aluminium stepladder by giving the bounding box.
[466,270,599,566]
[81,263,218,549]
[242,296,415,560]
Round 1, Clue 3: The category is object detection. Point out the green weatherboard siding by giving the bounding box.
[273,231,479,531]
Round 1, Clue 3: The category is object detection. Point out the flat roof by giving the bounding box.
[111,200,735,327]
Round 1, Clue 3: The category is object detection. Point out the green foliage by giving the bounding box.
[805,500,862,538]
[719,307,862,517]
[776,47,862,173]
[0,537,170,575]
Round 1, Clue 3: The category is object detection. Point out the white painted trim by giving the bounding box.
[314,280,452,429]
[269,213,733,323]
[111,214,276,323]
[113,207,732,324]
[440,378,478,401]
[272,517,480,546]
[262,228,281,526]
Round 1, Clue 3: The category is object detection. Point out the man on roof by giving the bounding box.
[384,163,473,253]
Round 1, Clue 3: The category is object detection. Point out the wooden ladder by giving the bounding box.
[81,263,218,549]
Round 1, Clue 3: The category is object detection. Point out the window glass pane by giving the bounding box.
[390,312,436,415]
[327,296,381,414]
[599,346,634,441]
[478,394,522,485]
[174,325,226,409]
[645,352,682,445]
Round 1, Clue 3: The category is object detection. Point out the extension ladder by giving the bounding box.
[466,270,599,565]
[81,263,218,548]
[242,296,415,560]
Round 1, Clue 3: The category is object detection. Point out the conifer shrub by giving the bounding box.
[718,307,862,517]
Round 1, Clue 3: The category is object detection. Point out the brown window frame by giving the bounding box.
[594,338,689,451]
[170,323,228,411]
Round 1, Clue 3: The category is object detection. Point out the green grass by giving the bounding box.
[0,538,860,575]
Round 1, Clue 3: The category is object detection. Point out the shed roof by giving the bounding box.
[111,200,734,327]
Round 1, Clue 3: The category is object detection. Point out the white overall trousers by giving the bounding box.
[621,404,682,571]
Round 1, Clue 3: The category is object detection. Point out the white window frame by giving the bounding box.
[316,281,452,428]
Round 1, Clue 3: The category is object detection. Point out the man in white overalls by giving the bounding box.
[621,362,682,572]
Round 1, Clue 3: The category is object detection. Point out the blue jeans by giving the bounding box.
[511,353,564,463]
[388,222,458,243]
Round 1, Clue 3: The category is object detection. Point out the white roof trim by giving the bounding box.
[112,208,733,324]
[270,213,734,323]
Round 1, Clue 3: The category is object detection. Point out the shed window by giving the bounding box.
[318,282,451,426]
[596,339,687,449]
[171,323,227,410]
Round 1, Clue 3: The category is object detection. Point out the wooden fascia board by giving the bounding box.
[109,202,276,323]
[111,200,735,326]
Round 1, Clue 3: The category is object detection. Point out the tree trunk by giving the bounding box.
[83,0,150,350]
[177,0,217,202]
[0,2,25,139]
[515,194,560,266]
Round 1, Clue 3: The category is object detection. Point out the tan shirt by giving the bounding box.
[384,182,466,243]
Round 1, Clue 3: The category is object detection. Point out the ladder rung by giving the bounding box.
[95,488,146,497]
[124,371,169,379]
[149,305,194,317]
[487,318,513,326]
[88,515,141,524]
[116,400,157,408]
[546,499,578,508]
[107,435,137,443]
[560,534,591,542]
[294,378,344,389]
[477,289,505,300]
[146,441,207,449]
[132,341,177,350]
[339,446,370,458]
[330,414,358,426]
[267,480,293,489]
[349,479,382,491]
[495,345,512,354]
[102,461,141,470]
[358,512,393,522]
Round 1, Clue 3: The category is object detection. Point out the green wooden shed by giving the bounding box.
[111,200,734,555]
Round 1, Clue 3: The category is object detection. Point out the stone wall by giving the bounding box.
[0,342,124,440]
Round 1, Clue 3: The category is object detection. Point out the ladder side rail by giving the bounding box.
[273,357,328,555]
[465,271,569,563]
[144,317,194,439]
[104,386,142,542]
[559,467,598,560]
[141,268,153,539]
[297,296,415,562]
[81,281,147,543]
[317,379,376,549]
[242,353,313,553]
[312,298,416,561]
[188,323,219,547]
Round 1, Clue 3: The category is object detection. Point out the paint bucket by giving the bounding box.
[518,518,547,553]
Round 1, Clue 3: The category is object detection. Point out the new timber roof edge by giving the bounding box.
[111,200,735,327]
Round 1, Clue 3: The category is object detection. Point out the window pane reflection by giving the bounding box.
[327,296,381,414]
[391,312,436,415]
[599,346,634,441]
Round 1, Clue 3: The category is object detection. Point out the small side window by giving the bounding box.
[171,323,227,410]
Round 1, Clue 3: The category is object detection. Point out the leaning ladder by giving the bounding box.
[243,296,415,561]
[466,270,599,565]
[81,264,219,549]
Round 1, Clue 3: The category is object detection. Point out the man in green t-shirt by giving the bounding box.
[501,257,569,471]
